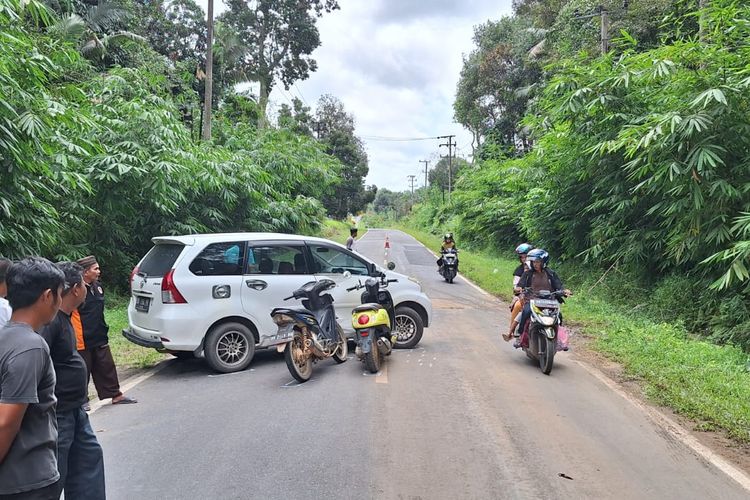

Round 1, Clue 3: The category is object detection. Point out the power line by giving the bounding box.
[360,135,441,142]
[293,83,309,106]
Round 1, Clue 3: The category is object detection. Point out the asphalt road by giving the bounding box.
[91,229,749,499]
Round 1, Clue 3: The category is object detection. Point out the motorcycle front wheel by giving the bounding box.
[538,333,556,375]
[285,333,313,382]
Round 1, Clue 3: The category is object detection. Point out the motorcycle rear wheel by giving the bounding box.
[332,324,348,364]
[539,334,556,375]
[285,333,313,382]
[364,339,381,373]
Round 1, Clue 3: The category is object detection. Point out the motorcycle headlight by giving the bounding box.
[540,316,555,326]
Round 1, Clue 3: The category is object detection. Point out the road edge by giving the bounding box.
[88,359,173,415]
[387,227,750,493]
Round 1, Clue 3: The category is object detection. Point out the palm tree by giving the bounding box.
[49,1,145,60]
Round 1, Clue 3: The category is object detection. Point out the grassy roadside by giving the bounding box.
[388,221,750,443]
[106,218,366,370]
[105,294,167,370]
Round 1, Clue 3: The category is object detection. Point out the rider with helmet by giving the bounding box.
[437,233,457,271]
[503,243,533,341]
[509,248,571,342]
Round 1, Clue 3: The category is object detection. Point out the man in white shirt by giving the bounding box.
[0,258,11,328]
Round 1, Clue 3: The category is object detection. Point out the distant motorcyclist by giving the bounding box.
[503,243,532,341]
[437,233,457,271]
[509,248,571,342]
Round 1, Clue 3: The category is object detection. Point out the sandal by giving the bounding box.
[112,396,138,405]
[502,332,513,342]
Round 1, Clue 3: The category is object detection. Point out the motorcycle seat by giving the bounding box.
[353,303,384,313]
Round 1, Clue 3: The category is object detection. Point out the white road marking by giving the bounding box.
[576,360,750,493]
[207,368,255,378]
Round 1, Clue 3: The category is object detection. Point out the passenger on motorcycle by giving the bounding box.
[436,233,458,271]
[509,248,571,342]
[503,243,533,341]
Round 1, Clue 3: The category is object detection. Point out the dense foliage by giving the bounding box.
[416,0,750,350]
[0,0,340,288]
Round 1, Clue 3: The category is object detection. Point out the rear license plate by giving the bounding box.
[135,296,151,313]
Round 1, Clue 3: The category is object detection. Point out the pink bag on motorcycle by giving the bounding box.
[556,326,569,352]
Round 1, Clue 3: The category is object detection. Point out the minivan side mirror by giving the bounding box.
[387,262,396,271]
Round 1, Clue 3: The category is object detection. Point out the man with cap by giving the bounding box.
[73,256,136,407]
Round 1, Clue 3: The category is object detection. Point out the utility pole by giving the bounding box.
[571,3,630,55]
[201,0,214,140]
[438,135,456,202]
[419,159,430,188]
[407,175,417,196]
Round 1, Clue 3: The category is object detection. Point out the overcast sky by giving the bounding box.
[198,0,513,191]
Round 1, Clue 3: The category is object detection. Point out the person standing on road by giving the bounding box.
[0,258,12,329]
[0,257,64,499]
[346,228,358,251]
[39,262,105,500]
[73,255,137,407]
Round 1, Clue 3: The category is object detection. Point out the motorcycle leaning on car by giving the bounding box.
[346,273,398,373]
[267,279,348,382]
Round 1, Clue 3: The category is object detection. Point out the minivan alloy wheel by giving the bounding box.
[217,330,249,365]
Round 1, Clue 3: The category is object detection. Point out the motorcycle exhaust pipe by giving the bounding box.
[377,337,392,355]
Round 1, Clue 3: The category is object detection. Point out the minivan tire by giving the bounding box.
[204,322,256,373]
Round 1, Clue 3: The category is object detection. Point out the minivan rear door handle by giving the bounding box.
[245,279,268,291]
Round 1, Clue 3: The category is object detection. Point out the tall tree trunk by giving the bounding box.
[202,0,214,141]
[258,77,270,129]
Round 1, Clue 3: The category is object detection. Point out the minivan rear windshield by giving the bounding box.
[139,243,184,277]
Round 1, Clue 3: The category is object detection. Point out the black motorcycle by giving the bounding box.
[268,279,347,382]
[439,248,459,283]
[346,273,398,373]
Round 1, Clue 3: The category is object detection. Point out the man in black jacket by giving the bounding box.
[73,256,136,406]
[39,262,105,499]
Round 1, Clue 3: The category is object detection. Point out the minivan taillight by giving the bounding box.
[161,269,187,304]
[129,265,140,291]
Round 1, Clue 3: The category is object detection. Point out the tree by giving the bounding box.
[314,95,371,218]
[454,16,542,155]
[278,97,314,136]
[428,156,470,199]
[136,0,206,63]
[220,0,339,128]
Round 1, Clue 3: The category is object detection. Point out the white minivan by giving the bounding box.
[123,233,432,372]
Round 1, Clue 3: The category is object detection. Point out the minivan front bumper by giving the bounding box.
[122,328,164,349]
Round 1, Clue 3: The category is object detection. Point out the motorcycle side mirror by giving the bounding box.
[387,262,396,271]
[343,271,352,279]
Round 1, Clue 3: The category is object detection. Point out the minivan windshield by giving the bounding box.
[139,243,184,277]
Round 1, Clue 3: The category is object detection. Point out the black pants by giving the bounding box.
[78,344,122,400]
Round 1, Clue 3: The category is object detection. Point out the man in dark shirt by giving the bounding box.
[0,257,64,499]
[73,255,136,406]
[39,262,105,499]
